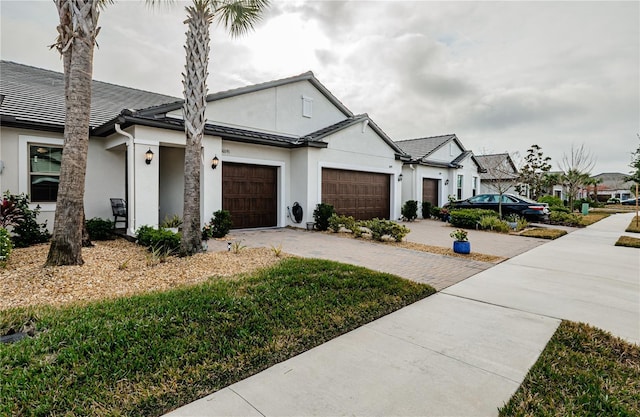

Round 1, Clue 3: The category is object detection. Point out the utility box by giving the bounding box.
[581,203,589,215]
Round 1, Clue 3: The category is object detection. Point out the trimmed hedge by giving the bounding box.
[136,226,181,253]
[449,209,499,229]
[85,218,115,241]
[401,200,418,221]
[364,218,410,242]
[549,211,584,227]
[422,202,432,219]
[313,203,335,231]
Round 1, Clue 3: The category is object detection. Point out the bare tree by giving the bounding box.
[479,153,519,218]
[559,144,596,211]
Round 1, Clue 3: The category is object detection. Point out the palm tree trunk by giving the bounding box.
[180,3,213,256]
[46,0,99,266]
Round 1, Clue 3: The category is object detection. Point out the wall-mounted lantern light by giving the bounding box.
[398,173,403,182]
[145,148,154,165]
[444,179,450,186]
[211,155,220,170]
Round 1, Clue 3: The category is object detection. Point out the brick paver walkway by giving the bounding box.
[208,220,550,290]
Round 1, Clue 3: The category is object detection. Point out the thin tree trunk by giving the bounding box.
[180,3,212,256]
[46,0,99,266]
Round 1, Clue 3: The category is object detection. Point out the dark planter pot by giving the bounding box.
[453,240,471,254]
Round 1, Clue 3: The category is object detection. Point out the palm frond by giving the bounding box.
[216,0,270,37]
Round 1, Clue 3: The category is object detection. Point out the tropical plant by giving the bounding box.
[160,214,183,229]
[46,0,109,266]
[0,195,23,228]
[3,193,51,248]
[147,0,269,255]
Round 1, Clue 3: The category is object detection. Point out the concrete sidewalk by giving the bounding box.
[166,213,639,417]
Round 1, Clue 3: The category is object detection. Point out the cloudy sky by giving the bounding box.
[1,0,638,174]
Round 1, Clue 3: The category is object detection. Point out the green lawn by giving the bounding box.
[0,258,434,416]
[626,216,640,233]
[500,321,640,416]
[519,228,568,240]
[615,235,640,248]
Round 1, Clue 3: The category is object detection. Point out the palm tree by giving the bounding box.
[46,0,109,266]
[166,0,269,255]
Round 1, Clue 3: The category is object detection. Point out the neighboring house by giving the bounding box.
[395,134,485,208]
[590,172,635,201]
[474,153,520,195]
[1,61,406,234]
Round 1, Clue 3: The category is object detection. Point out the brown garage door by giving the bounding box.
[322,168,390,220]
[422,178,439,206]
[223,162,277,229]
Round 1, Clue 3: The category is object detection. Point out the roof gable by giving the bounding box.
[475,153,519,180]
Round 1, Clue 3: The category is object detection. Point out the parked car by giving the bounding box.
[444,193,550,222]
[606,197,621,204]
[621,198,639,206]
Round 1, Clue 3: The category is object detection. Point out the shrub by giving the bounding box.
[0,227,13,265]
[449,209,498,229]
[313,203,335,231]
[85,218,115,241]
[421,202,432,219]
[364,218,409,242]
[430,206,442,219]
[401,200,418,221]
[328,214,358,234]
[208,210,232,238]
[4,193,50,248]
[0,197,23,228]
[538,195,564,208]
[136,226,181,253]
[516,217,529,231]
[549,211,584,227]
[478,215,510,233]
[550,205,570,214]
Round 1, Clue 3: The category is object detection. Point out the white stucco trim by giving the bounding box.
[222,155,287,227]
[18,135,64,212]
[133,138,160,147]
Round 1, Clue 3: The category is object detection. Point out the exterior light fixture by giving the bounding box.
[398,173,403,182]
[145,148,154,165]
[211,155,220,170]
[445,179,450,185]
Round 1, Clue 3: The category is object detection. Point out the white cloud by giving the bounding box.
[1,0,638,174]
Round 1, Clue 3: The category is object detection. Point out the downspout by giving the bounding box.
[115,123,135,235]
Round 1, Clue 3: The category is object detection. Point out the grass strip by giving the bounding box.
[626,216,640,233]
[582,212,610,225]
[499,321,640,416]
[0,258,433,417]
[615,235,640,248]
[519,228,568,240]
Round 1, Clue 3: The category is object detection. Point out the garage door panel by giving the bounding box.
[223,163,277,229]
[322,168,390,220]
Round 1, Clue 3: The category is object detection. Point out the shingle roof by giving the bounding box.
[394,134,457,159]
[0,60,179,130]
[592,172,634,190]
[475,153,519,180]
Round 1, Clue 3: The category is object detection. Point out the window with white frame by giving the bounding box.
[29,144,62,202]
[457,174,463,200]
[472,176,478,196]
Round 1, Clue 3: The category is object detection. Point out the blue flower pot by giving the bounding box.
[453,240,471,254]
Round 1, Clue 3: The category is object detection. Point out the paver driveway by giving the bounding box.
[209,220,546,290]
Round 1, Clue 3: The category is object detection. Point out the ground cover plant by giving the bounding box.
[519,228,567,240]
[499,321,640,416]
[0,258,434,416]
[615,236,640,248]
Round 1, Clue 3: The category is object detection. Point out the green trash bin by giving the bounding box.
[581,202,589,215]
